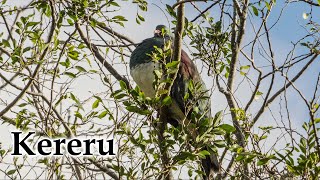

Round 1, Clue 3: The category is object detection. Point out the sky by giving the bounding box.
[0,0,320,179]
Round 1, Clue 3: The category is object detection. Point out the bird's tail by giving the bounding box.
[201,147,220,180]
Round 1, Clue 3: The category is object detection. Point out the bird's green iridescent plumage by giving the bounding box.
[129,37,165,69]
[130,25,172,69]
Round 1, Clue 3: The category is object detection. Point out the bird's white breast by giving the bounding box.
[130,62,160,97]
[130,61,186,121]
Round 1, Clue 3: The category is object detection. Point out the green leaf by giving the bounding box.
[162,96,172,106]
[98,111,108,119]
[224,72,229,78]
[213,111,223,126]
[83,0,88,7]
[126,105,140,113]
[44,4,52,17]
[0,149,5,156]
[257,158,269,166]
[153,69,162,78]
[60,58,70,68]
[166,61,179,68]
[184,92,189,101]
[78,43,86,49]
[119,80,127,90]
[260,135,267,140]
[173,151,195,161]
[137,14,145,22]
[7,169,16,175]
[236,154,245,161]
[213,140,226,147]
[255,91,263,100]
[157,89,168,95]
[218,124,236,133]
[67,19,74,25]
[198,150,210,158]
[240,65,250,70]
[75,66,86,72]
[265,1,271,10]
[2,39,10,47]
[70,93,79,104]
[126,106,151,115]
[92,99,100,109]
[312,103,319,111]
[251,6,259,16]
[26,21,39,27]
[90,19,97,27]
[286,164,295,173]
[109,1,120,7]
[112,15,127,21]
[64,72,76,78]
[166,4,176,17]
[68,50,79,60]
[136,18,140,25]
[23,47,32,53]
[318,0,320,5]
[74,112,83,119]
[188,169,193,177]
[94,96,102,102]
[114,93,126,99]
[18,103,27,107]
[240,71,246,76]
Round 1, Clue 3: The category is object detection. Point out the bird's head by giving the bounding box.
[154,25,171,39]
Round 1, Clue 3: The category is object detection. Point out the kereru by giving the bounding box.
[130,25,219,179]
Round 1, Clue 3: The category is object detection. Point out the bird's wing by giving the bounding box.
[170,50,211,120]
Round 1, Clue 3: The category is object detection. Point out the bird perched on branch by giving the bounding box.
[130,25,219,179]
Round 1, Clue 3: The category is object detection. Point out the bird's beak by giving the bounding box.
[154,29,161,35]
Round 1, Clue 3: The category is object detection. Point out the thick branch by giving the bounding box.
[223,1,250,177]
[168,1,185,94]
[225,0,248,148]
[157,1,185,180]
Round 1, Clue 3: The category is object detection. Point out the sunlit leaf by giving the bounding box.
[251,6,259,16]
[92,99,100,109]
[218,124,236,133]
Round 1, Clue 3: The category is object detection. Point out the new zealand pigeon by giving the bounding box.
[130,25,219,179]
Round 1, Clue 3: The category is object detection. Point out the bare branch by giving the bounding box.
[75,22,131,88]
[87,159,119,180]
[251,54,319,125]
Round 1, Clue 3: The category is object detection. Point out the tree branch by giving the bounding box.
[251,54,319,125]
[172,0,210,9]
[75,22,131,88]
[87,158,119,180]
[0,0,56,118]
[191,1,220,22]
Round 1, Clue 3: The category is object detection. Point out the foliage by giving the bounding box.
[0,0,319,179]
